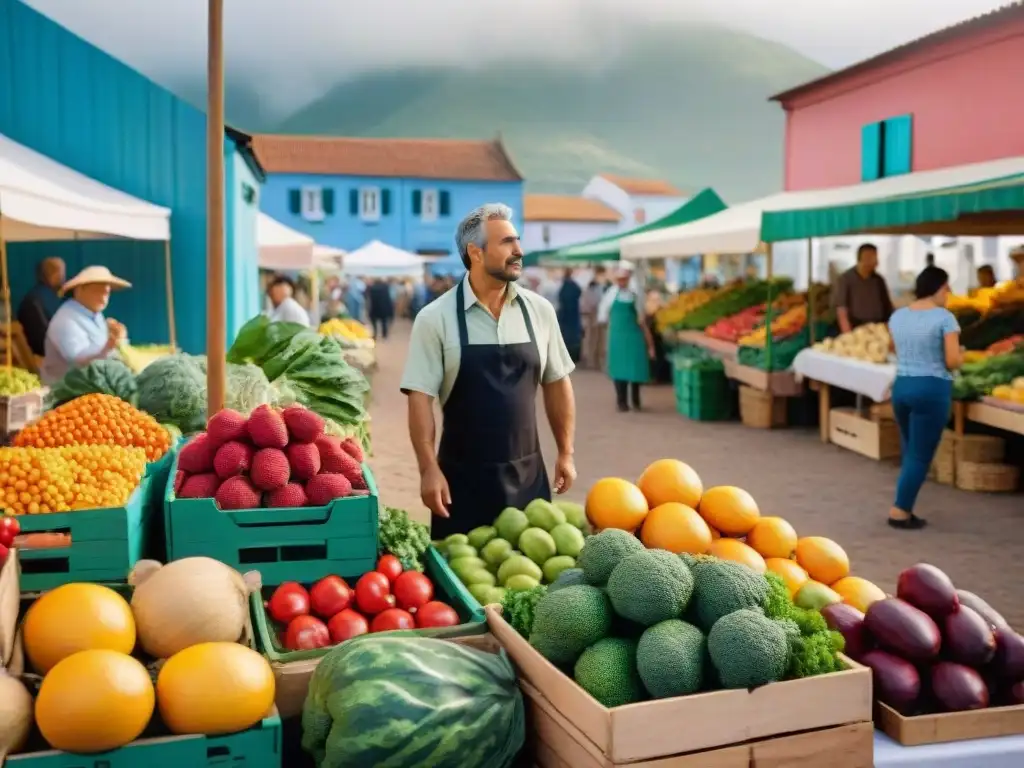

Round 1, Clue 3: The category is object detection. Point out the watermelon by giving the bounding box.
[301,635,524,768]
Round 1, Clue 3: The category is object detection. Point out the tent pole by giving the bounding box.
[0,215,11,369]
[764,243,774,373]
[164,239,178,350]
[807,238,816,345]
[205,0,226,415]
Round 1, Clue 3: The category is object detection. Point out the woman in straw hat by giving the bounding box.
[40,266,131,385]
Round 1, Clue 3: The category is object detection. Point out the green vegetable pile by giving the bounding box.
[500,585,547,639]
[525,533,845,708]
[48,359,138,407]
[676,279,794,331]
[377,506,431,571]
[952,350,1024,401]
[737,322,833,372]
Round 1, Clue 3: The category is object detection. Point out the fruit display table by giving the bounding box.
[673,331,739,361]
[873,730,1024,767]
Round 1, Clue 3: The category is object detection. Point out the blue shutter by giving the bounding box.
[382,189,392,216]
[322,188,335,215]
[439,190,451,217]
[883,115,913,177]
[412,190,422,215]
[349,189,359,215]
[288,189,301,214]
[861,122,882,181]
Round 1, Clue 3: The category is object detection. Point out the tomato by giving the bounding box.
[309,575,353,618]
[415,601,460,629]
[370,608,415,633]
[282,615,331,650]
[376,554,403,583]
[327,609,370,643]
[0,516,20,549]
[266,581,310,624]
[354,572,395,614]
[393,571,434,611]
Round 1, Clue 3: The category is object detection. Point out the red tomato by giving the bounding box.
[0,517,20,549]
[370,608,415,633]
[327,609,370,643]
[393,571,434,611]
[376,554,403,583]
[309,575,353,618]
[355,572,395,614]
[266,581,311,624]
[282,615,331,650]
[415,601,460,629]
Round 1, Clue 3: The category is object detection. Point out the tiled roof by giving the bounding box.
[599,174,683,197]
[250,135,523,182]
[523,194,622,222]
[772,2,1024,102]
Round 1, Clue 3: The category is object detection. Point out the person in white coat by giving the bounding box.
[265,275,310,327]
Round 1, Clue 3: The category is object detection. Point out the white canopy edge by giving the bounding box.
[257,212,317,270]
[621,155,1024,260]
[342,239,439,278]
[0,132,171,242]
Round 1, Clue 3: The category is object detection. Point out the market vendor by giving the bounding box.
[1012,247,1024,282]
[599,262,655,412]
[40,266,130,385]
[833,243,894,333]
[401,203,577,536]
[265,275,310,327]
[975,264,997,290]
[16,257,65,356]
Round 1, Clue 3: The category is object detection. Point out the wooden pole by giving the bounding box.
[0,215,11,369]
[163,240,178,350]
[807,238,817,345]
[206,0,226,415]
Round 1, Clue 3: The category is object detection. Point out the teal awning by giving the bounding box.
[761,172,1024,243]
[523,188,726,266]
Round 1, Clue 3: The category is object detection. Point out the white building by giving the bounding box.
[582,175,688,232]
[522,194,622,253]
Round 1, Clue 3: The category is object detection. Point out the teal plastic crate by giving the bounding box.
[674,367,733,421]
[251,545,485,664]
[164,449,379,587]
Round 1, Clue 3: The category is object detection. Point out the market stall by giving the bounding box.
[341,239,433,279]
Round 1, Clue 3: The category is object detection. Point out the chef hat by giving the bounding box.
[615,261,635,274]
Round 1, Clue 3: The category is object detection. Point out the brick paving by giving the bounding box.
[367,321,1024,629]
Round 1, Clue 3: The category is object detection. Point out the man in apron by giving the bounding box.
[400,204,578,536]
[599,263,655,412]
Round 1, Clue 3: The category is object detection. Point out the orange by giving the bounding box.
[640,502,712,554]
[586,477,650,532]
[765,558,809,596]
[636,459,703,508]
[698,486,760,536]
[831,576,886,613]
[795,537,850,585]
[709,538,766,573]
[746,517,798,559]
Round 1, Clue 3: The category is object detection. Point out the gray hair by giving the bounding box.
[455,203,514,268]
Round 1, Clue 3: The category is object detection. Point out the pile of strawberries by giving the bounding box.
[174,403,368,510]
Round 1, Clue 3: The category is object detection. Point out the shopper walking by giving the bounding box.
[557,269,583,363]
[600,262,654,412]
[366,278,395,340]
[887,266,962,530]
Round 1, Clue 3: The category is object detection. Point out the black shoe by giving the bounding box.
[617,403,629,413]
[888,515,927,530]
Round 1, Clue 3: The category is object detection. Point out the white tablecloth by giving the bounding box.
[874,731,1024,767]
[792,349,897,402]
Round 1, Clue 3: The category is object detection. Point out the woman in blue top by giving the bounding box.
[887,266,963,530]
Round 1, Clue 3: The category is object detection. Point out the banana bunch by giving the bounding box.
[0,366,41,396]
[320,317,375,347]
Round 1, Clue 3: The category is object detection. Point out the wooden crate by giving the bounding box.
[739,385,786,429]
[877,700,1024,747]
[829,407,900,461]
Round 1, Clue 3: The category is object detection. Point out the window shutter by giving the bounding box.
[322,188,335,215]
[883,115,913,177]
[412,190,422,215]
[288,189,301,214]
[382,189,392,216]
[860,122,882,182]
[439,190,451,217]
[349,189,359,215]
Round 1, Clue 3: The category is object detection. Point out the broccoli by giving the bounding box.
[378,507,431,571]
[762,572,845,680]
[500,585,547,638]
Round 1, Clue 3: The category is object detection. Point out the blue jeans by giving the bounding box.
[891,376,952,513]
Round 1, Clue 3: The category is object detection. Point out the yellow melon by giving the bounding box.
[708,538,766,574]
[831,576,886,613]
[698,486,760,536]
[636,459,703,508]
[765,558,809,596]
[746,517,798,559]
[795,537,850,585]
[640,502,712,554]
[586,478,650,532]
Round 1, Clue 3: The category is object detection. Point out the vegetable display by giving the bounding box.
[812,323,890,363]
[654,287,721,333]
[675,279,795,332]
[0,368,41,396]
[953,350,1024,401]
[318,317,374,347]
[377,506,431,571]
[48,359,137,408]
[500,585,547,638]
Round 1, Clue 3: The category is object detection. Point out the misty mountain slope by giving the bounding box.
[275,24,828,200]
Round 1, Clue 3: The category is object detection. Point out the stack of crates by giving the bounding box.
[672,346,732,421]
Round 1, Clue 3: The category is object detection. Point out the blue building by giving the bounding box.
[253,135,524,270]
[0,0,262,353]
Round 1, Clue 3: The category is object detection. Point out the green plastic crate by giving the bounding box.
[674,367,732,421]
[251,545,485,664]
[164,450,379,587]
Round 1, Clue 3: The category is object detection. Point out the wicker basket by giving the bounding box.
[956,433,1006,464]
[955,461,1020,493]
[739,386,786,429]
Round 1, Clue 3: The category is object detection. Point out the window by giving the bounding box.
[349,187,391,221]
[413,189,452,220]
[861,114,913,181]
[301,186,325,221]
[421,189,439,221]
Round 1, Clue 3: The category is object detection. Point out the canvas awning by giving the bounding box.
[623,156,1024,259]
[257,213,317,270]
[343,240,434,278]
[0,132,171,241]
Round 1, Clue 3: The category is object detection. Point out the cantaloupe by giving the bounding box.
[708,538,766,574]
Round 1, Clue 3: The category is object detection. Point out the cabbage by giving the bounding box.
[136,354,207,434]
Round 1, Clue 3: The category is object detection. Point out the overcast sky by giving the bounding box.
[24,0,1011,118]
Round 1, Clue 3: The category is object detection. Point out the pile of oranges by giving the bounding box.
[14,394,171,462]
[0,445,149,514]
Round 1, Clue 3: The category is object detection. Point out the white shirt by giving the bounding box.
[597,285,644,325]
[267,297,311,327]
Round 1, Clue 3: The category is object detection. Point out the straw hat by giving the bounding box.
[59,266,132,297]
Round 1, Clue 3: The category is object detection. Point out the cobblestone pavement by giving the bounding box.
[368,321,1024,628]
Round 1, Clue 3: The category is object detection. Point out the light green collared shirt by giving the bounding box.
[400,275,575,406]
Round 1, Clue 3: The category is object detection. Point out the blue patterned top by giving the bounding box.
[888,306,960,380]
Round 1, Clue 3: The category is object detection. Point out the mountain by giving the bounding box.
[270,24,828,202]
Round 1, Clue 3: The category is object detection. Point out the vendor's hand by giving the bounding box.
[647,343,656,359]
[420,465,451,519]
[552,453,576,495]
[103,335,120,353]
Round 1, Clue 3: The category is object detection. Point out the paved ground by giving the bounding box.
[367,321,1024,629]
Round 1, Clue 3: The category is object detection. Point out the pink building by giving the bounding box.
[773,3,1024,192]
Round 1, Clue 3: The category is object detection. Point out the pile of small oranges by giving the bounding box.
[14,394,172,462]
[0,445,148,514]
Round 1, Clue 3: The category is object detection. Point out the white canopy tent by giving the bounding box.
[257,212,317,270]
[342,239,434,278]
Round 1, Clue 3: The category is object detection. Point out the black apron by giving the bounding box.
[434,282,551,538]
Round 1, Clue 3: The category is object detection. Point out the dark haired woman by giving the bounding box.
[886,266,962,529]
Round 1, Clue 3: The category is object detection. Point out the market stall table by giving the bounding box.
[673,331,739,361]
[873,730,1024,767]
